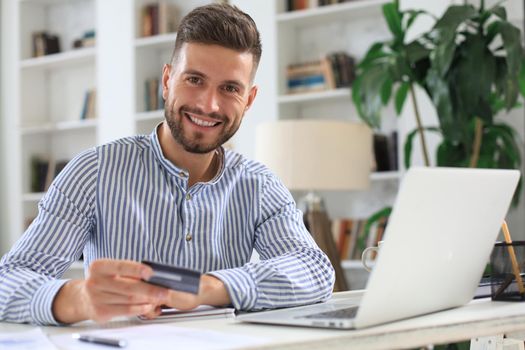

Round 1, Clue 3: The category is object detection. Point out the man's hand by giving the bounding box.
[52,259,169,324]
[140,274,232,319]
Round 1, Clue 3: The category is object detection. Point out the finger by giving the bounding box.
[92,303,157,323]
[90,275,170,304]
[90,259,153,279]
[139,305,163,320]
[88,288,157,306]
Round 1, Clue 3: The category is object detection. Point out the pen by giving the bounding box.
[72,333,128,348]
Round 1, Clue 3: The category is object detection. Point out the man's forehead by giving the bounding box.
[175,42,254,83]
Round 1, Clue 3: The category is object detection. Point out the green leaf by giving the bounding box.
[519,57,525,98]
[430,28,456,77]
[382,2,404,42]
[403,10,429,31]
[395,82,410,114]
[489,5,507,20]
[485,21,501,44]
[403,126,440,168]
[405,40,431,65]
[499,21,522,108]
[436,140,468,167]
[360,206,393,252]
[381,77,393,105]
[425,69,456,140]
[352,64,392,128]
[404,128,418,168]
[358,42,389,69]
[433,5,477,30]
[453,34,496,123]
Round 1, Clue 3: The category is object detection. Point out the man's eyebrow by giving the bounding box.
[183,69,206,78]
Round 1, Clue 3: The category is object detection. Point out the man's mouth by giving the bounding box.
[185,113,221,128]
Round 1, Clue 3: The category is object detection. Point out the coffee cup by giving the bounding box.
[361,241,384,272]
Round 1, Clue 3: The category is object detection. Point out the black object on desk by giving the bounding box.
[490,241,525,301]
[72,333,128,348]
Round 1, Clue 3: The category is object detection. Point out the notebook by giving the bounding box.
[237,167,520,329]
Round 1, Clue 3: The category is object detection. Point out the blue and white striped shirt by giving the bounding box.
[0,127,335,325]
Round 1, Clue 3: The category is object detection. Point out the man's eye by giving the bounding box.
[223,85,239,93]
[188,77,201,84]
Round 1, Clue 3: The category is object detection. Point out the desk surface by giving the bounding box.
[2,291,525,350]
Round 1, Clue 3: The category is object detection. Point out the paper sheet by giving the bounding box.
[51,324,268,349]
[0,328,58,350]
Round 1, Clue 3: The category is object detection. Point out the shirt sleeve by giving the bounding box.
[0,148,98,325]
[209,173,335,310]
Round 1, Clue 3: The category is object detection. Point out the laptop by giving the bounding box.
[237,167,520,329]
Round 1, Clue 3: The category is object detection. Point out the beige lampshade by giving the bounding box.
[255,120,373,191]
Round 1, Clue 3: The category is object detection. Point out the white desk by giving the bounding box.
[2,291,525,350]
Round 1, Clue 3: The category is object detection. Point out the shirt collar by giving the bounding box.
[150,123,226,184]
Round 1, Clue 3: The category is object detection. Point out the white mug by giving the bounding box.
[361,241,384,272]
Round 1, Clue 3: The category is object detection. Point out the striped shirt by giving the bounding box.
[0,127,335,325]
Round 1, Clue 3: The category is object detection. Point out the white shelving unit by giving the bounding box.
[0,0,101,269]
[275,0,401,207]
[272,0,404,286]
[0,0,220,269]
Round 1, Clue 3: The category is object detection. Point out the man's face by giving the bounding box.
[162,42,257,154]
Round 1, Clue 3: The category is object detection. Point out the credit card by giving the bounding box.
[142,260,201,294]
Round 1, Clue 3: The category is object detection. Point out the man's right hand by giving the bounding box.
[52,259,169,324]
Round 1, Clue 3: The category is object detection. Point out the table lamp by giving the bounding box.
[255,119,373,291]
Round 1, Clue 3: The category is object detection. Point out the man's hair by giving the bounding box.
[171,3,262,76]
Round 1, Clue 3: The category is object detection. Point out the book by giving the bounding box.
[137,305,235,322]
[141,2,180,37]
[373,133,391,171]
[73,30,96,49]
[31,31,61,57]
[30,157,49,192]
[80,89,97,120]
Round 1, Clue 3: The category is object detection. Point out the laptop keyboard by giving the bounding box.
[300,306,359,319]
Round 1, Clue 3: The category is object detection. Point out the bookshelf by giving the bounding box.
[274,0,401,221]
[0,0,222,271]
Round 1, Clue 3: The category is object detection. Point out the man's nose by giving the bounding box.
[197,87,220,114]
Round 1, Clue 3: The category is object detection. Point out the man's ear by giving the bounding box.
[245,85,258,112]
[162,64,171,100]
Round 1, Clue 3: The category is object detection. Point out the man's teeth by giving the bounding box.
[188,115,218,127]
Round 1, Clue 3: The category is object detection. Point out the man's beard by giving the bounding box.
[165,105,240,154]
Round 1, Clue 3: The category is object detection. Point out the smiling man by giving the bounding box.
[0,3,335,325]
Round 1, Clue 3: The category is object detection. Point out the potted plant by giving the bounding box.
[352,0,524,250]
[352,0,524,177]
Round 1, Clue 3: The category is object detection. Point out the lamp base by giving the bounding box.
[302,192,348,292]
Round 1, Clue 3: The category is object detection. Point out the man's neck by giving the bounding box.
[158,122,219,187]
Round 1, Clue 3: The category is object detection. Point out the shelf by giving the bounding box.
[370,171,401,181]
[277,0,389,27]
[278,88,351,105]
[20,119,97,136]
[135,32,178,50]
[136,109,164,122]
[22,192,45,202]
[20,47,96,71]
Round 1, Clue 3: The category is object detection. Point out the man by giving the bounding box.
[0,3,335,325]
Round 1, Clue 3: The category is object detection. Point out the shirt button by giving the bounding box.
[185,193,192,200]
[179,171,187,177]
[185,233,192,242]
